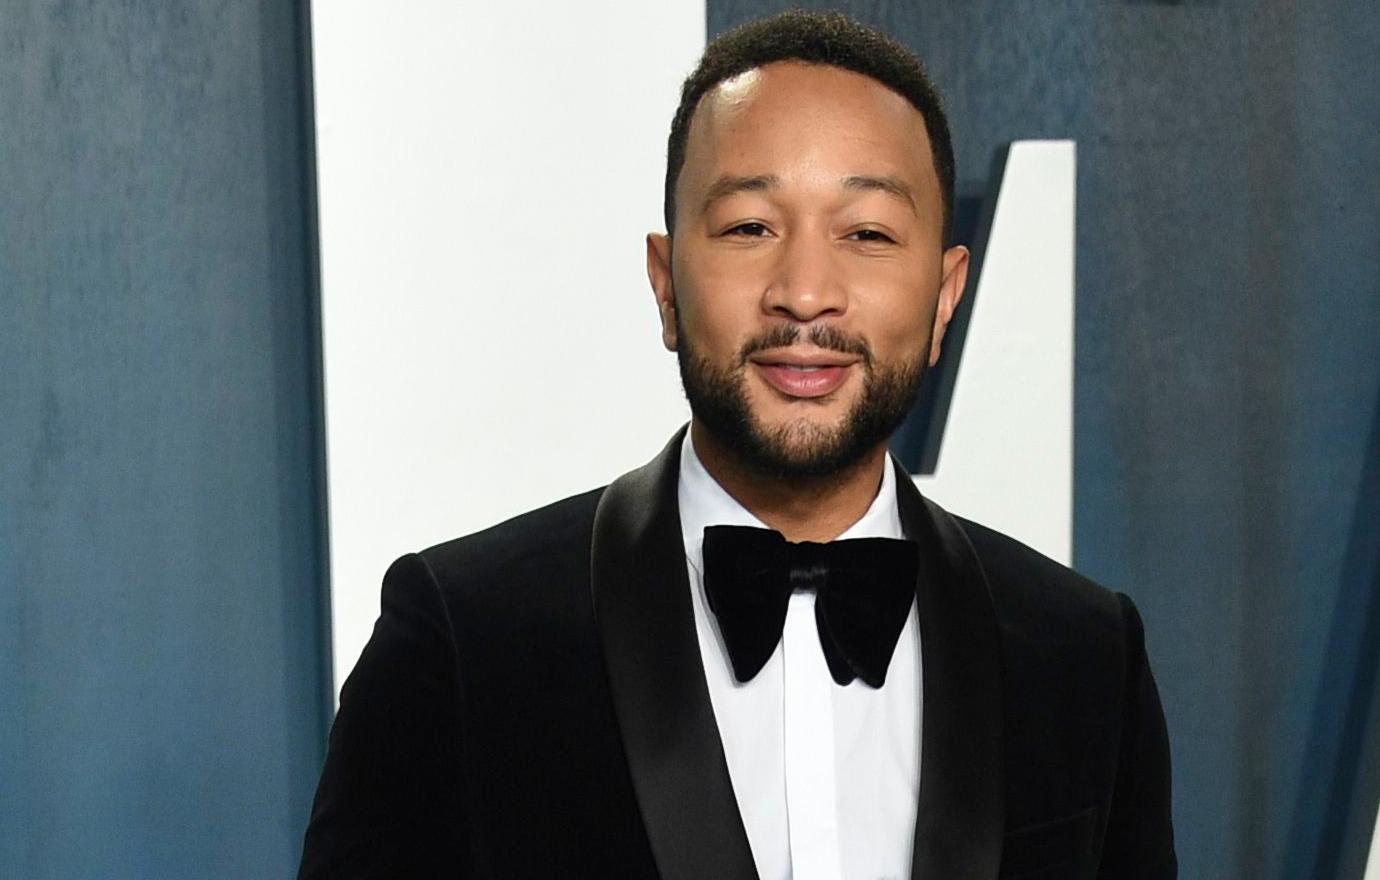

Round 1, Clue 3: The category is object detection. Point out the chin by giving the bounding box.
[750,414,867,472]
[754,410,847,442]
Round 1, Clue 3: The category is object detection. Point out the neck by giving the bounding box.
[690,421,888,543]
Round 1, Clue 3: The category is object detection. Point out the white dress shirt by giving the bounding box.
[677,432,923,880]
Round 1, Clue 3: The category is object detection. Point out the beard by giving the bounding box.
[676,315,929,480]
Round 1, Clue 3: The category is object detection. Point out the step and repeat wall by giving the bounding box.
[4,2,1375,878]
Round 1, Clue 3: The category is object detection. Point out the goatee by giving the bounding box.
[676,317,928,480]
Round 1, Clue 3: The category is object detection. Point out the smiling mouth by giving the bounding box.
[751,358,856,399]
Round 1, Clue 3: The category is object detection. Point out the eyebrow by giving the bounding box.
[843,175,918,214]
[699,172,918,215]
[700,174,780,213]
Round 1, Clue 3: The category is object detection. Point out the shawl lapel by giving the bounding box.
[590,428,759,880]
[895,458,1005,879]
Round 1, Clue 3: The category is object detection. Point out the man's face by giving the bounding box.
[647,61,968,478]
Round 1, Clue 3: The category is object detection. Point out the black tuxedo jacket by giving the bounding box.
[299,432,1175,879]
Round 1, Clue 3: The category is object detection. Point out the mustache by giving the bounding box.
[736,324,873,364]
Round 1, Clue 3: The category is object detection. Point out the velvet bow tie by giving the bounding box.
[701,525,919,688]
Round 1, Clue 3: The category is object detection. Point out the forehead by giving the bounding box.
[680,61,936,206]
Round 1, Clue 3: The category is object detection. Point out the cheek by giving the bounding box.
[673,256,768,356]
[858,278,938,355]
[683,303,758,363]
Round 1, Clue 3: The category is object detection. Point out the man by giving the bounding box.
[299,11,1175,880]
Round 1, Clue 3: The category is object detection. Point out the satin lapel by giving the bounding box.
[591,429,758,880]
[894,460,1005,880]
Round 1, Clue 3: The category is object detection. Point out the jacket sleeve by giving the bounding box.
[298,553,468,879]
[1098,593,1177,878]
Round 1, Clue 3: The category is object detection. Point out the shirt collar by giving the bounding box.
[677,428,906,572]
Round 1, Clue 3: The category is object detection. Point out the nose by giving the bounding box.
[761,230,848,322]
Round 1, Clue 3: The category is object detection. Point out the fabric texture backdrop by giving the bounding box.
[0,2,330,878]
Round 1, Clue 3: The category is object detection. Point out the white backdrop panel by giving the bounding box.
[313,1,705,692]
[914,141,1075,565]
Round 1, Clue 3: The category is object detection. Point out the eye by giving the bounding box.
[848,228,896,243]
[724,222,770,237]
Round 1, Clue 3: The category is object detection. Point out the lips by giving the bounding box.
[750,353,857,399]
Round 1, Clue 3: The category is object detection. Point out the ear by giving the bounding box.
[646,232,677,351]
[928,245,970,366]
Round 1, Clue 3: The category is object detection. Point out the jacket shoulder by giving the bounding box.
[954,515,1126,644]
[951,520,1167,847]
[416,487,606,599]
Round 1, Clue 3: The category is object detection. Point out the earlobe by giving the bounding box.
[646,232,678,351]
[929,245,970,366]
[659,300,678,351]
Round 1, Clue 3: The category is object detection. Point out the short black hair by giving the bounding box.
[663,10,955,241]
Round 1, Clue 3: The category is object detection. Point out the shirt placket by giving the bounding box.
[781,590,843,879]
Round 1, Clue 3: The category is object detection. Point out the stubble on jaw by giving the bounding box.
[674,309,929,484]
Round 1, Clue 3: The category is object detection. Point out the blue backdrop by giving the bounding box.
[1,2,330,877]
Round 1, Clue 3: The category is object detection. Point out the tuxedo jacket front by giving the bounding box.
[299,432,1176,879]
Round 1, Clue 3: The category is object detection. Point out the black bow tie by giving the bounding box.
[701,525,918,688]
